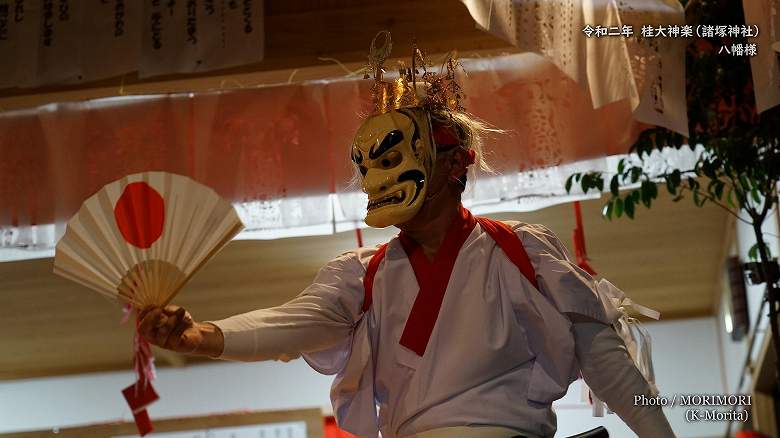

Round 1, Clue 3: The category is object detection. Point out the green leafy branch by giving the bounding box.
[578,0,780,392]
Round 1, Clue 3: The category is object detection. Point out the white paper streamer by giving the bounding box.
[586,278,661,417]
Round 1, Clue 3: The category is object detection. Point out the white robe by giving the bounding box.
[208,221,675,438]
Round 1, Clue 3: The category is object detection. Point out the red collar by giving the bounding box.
[396,204,477,356]
[398,204,477,264]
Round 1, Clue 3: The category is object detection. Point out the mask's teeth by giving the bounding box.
[368,190,404,211]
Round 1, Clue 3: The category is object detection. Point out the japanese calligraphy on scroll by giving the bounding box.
[0,0,264,89]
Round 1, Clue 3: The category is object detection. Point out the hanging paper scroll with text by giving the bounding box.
[0,0,264,89]
[460,0,689,138]
[140,0,265,77]
[743,0,780,113]
[0,0,40,89]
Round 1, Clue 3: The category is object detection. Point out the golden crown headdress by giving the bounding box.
[364,31,465,115]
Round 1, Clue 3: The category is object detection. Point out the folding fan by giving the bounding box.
[54,171,244,309]
[53,171,244,436]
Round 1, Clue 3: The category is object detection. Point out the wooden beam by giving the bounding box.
[0,408,324,438]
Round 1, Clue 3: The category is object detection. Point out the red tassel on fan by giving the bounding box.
[572,201,597,276]
[130,409,154,437]
[120,311,159,436]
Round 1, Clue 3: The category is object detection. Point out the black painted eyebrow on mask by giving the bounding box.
[368,130,404,160]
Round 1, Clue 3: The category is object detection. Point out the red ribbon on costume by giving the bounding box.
[572,201,597,276]
[120,309,159,436]
[432,123,476,167]
[432,124,459,147]
[398,206,477,355]
[465,149,476,166]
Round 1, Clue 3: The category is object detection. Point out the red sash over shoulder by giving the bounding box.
[474,216,539,290]
[362,206,538,356]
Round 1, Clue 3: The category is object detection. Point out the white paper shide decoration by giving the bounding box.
[54,171,244,309]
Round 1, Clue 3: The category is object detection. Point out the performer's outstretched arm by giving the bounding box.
[139,251,367,362]
[570,316,677,438]
[206,251,367,362]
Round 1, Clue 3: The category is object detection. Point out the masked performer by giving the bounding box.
[139,35,676,438]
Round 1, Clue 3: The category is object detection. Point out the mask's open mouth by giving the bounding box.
[367,190,405,211]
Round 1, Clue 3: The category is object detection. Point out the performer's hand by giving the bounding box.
[138,305,224,357]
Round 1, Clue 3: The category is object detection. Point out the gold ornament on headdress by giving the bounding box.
[363,31,465,115]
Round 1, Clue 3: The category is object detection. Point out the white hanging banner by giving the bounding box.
[137,0,266,78]
[196,0,265,72]
[0,0,264,89]
[139,0,200,77]
[0,0,22,89]
[744,0,780,113]
[459,0,689,137]
[34,0,84,86]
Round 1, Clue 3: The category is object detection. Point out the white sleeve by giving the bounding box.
[206,250,367,362]
[515,223,610,324]
[573,321,676,438]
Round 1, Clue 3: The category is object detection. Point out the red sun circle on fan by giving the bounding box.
[114,182,165,249]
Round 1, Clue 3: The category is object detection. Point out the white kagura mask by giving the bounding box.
[351,108,436,228]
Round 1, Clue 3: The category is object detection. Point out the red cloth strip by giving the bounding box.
[122,313,159,437]
[355,228,364,248]
[572,201,597,275]
[362,243,388,312]
[474,217,539,290]
[132,409,154,437]
[122,380,159,413]
[432,123,460,148]
[397,206,477,356]
[360,206,540,359]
